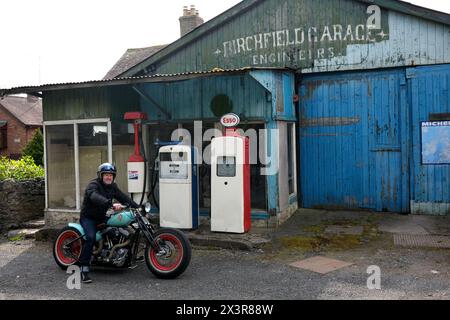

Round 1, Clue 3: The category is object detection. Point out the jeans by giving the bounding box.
[79,216,101,272]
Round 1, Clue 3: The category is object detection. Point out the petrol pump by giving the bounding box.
[158,143,199,229]
[210,113,251,233]
[124,112,148,205]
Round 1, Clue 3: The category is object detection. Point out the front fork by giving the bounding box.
[136,217,166,256]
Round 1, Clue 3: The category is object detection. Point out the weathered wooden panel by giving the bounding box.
[123,0,450,76]
[137,73,272,121]
[299,68,409,212]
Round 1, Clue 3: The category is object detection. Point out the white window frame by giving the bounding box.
[43,118,111,211]
[287,122,297,196]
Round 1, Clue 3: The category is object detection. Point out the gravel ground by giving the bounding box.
[0,235,449,300]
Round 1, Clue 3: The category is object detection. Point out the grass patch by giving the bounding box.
[301,225,326,234]
[8,234,25,242]
[325,235,362,250]
[279,236,322,252]
[276,234,363,252]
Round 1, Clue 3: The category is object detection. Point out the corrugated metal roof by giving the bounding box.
[0,67,287,96]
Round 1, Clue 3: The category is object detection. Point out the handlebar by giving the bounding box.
[110,203,146,213]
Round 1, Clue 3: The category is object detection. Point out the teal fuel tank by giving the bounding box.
[107,211,135,227]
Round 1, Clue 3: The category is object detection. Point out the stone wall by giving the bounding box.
[0,178,45,230]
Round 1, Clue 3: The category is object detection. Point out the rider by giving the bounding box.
[79,162,140,283]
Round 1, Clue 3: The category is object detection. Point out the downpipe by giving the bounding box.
[107,239,132,261]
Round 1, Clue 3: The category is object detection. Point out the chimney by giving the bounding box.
[179,5,204,37]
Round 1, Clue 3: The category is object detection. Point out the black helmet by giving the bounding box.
[97,163,117,180]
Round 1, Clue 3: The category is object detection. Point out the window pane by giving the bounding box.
[79,123,109,203]
[46,125,76,209]
[112,122,134,191]
[217,156,236,177]
[160,152,189,179]
[146,124,180,208]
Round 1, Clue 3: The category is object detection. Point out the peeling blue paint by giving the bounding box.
[299,68,409,212]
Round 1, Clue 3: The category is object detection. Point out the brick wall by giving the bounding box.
[0,108,41,158]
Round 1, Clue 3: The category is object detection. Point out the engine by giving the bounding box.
[95,227,133,267]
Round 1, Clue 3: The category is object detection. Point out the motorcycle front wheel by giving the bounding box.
[53,226,83,270]
[145,228,191,279]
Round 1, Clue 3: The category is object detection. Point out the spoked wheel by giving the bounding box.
[53,226,83,270]
[145,228,191,279]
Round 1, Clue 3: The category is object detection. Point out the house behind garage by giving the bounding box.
[0,95,42,159]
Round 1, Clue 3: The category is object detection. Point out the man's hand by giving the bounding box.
[97,223,107,230]
[113,203,123,211]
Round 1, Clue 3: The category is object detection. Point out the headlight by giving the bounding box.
[144,202,152,213]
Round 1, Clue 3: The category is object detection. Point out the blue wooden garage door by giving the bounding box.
[299,69,409,213]
[408,64,450,215]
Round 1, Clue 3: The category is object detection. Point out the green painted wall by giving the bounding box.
[137,73,272,122]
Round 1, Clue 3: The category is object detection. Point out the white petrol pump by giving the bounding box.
[211,113,251,233]
[158,143,199,230]
[124,112,149,205]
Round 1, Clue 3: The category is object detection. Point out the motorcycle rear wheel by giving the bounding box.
[53,226,83,270]
[145,228,191,279]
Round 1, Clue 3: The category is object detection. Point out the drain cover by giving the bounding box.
[394,234,450,248]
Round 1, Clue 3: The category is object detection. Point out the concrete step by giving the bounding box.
[20,219,45,229]
[33,227,271,251]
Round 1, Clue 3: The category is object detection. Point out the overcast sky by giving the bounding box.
[0,0,449,89]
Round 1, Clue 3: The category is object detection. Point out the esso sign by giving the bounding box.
[220,113,240,127]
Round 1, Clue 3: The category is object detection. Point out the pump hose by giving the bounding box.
[150,150,160,209]
[138,127,147,207]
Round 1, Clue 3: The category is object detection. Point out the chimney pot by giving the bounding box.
[179,5,204,37]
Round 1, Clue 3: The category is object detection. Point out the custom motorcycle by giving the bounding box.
[53,203,191,279]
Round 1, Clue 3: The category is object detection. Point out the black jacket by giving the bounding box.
[80,178,139,221]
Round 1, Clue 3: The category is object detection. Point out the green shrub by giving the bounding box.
[0,156,44,181]
[22,129,44,166]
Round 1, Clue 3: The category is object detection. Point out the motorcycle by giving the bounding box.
[53,203,191,279]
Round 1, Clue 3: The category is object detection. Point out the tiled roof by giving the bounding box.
[0,95,42,126]
[103,45,167,79]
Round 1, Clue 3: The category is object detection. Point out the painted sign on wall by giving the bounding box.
[217,5,388,67]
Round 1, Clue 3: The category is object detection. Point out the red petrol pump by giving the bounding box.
[124,112,148,204]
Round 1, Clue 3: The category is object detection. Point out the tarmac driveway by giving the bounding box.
[0,232,449,300]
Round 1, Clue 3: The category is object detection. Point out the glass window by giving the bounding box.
[217,156,236,177]
[0,121,7,149]
[146,124,180,207]
[78,123,109,203]
[160,152,189,179]
[112,122,134,191]
[46,125,76,209]
[160,152,188,162]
